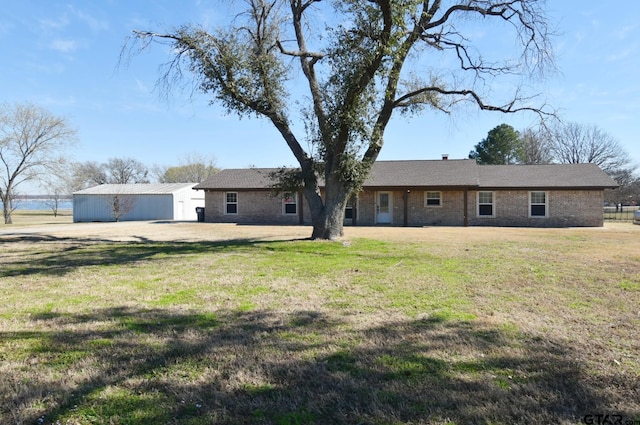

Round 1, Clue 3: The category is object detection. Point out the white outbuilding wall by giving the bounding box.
[172,186,205,221]
[73,183,204,222]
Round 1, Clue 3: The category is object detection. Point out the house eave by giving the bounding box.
[361,185,478,191]
[199,187,275,192]
[477,186,617,191]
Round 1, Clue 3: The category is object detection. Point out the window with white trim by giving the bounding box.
[425,191,442,207]
[477,191,494,217]
[529,191,547,217]
[225,192,238,214]
[283,193,297,215]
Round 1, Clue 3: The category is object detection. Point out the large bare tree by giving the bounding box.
[0,103,76,224]
[547,122,631,174]
[126,0,554,239]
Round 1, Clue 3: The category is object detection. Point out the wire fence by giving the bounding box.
[603,206,639,221]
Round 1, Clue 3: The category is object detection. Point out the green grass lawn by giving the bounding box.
[1,225,639,424]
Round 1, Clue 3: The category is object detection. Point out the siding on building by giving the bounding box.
[73,184,204,222]
[173,188,205,221]
[73,193,173,222]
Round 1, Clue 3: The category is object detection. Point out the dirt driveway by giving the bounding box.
[1,219,637,244]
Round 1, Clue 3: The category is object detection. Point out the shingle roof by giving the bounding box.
[363,159,478,187]
[476,163,618,189]
[194,168,281,190]
[74,183,198,195]
[195,160,618,190]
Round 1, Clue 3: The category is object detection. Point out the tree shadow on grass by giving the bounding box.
[2,307,637,424]
[0,236,274,278]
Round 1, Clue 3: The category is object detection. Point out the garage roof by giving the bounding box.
[74,183,198,195]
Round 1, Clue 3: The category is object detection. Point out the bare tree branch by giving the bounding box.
[275,40,324,59]
[393,86,553,116]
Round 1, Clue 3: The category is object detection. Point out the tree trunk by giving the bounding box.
[310,201,347,240]
[2,194,12,224]
[306,179,350,240]
[3,208,12,224]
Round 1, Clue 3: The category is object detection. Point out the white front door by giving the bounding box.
[377,192,392,224]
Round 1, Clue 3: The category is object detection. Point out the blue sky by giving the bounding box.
[1,1,638,191]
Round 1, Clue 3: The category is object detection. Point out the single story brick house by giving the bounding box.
[194,159,618,227]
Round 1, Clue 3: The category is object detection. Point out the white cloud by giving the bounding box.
[607,46,637,62]
[40,95,78,107]
[25,60,66,75]
[135,79,150,93]
[574,31,586,43]
[613,24,637,40]
[198,8,220,29]
[68,6,109,32]
[39,15,70,32]
[50,39,78,53]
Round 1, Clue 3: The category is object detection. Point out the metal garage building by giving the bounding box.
[73,183,204,222]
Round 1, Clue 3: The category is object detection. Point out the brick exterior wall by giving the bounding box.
[203,189,605,227]
[349,189,604,227]
[203,190,303,225]
[355,191,375,225]
[466,190,604,227]
[352,190,466,226]
[408,190,466,226]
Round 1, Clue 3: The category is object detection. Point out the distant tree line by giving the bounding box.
[69,157,150,190]
[153,152,219,185]
[64,152,218,190]
[469,122,639,205]
[66,152,219,192]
